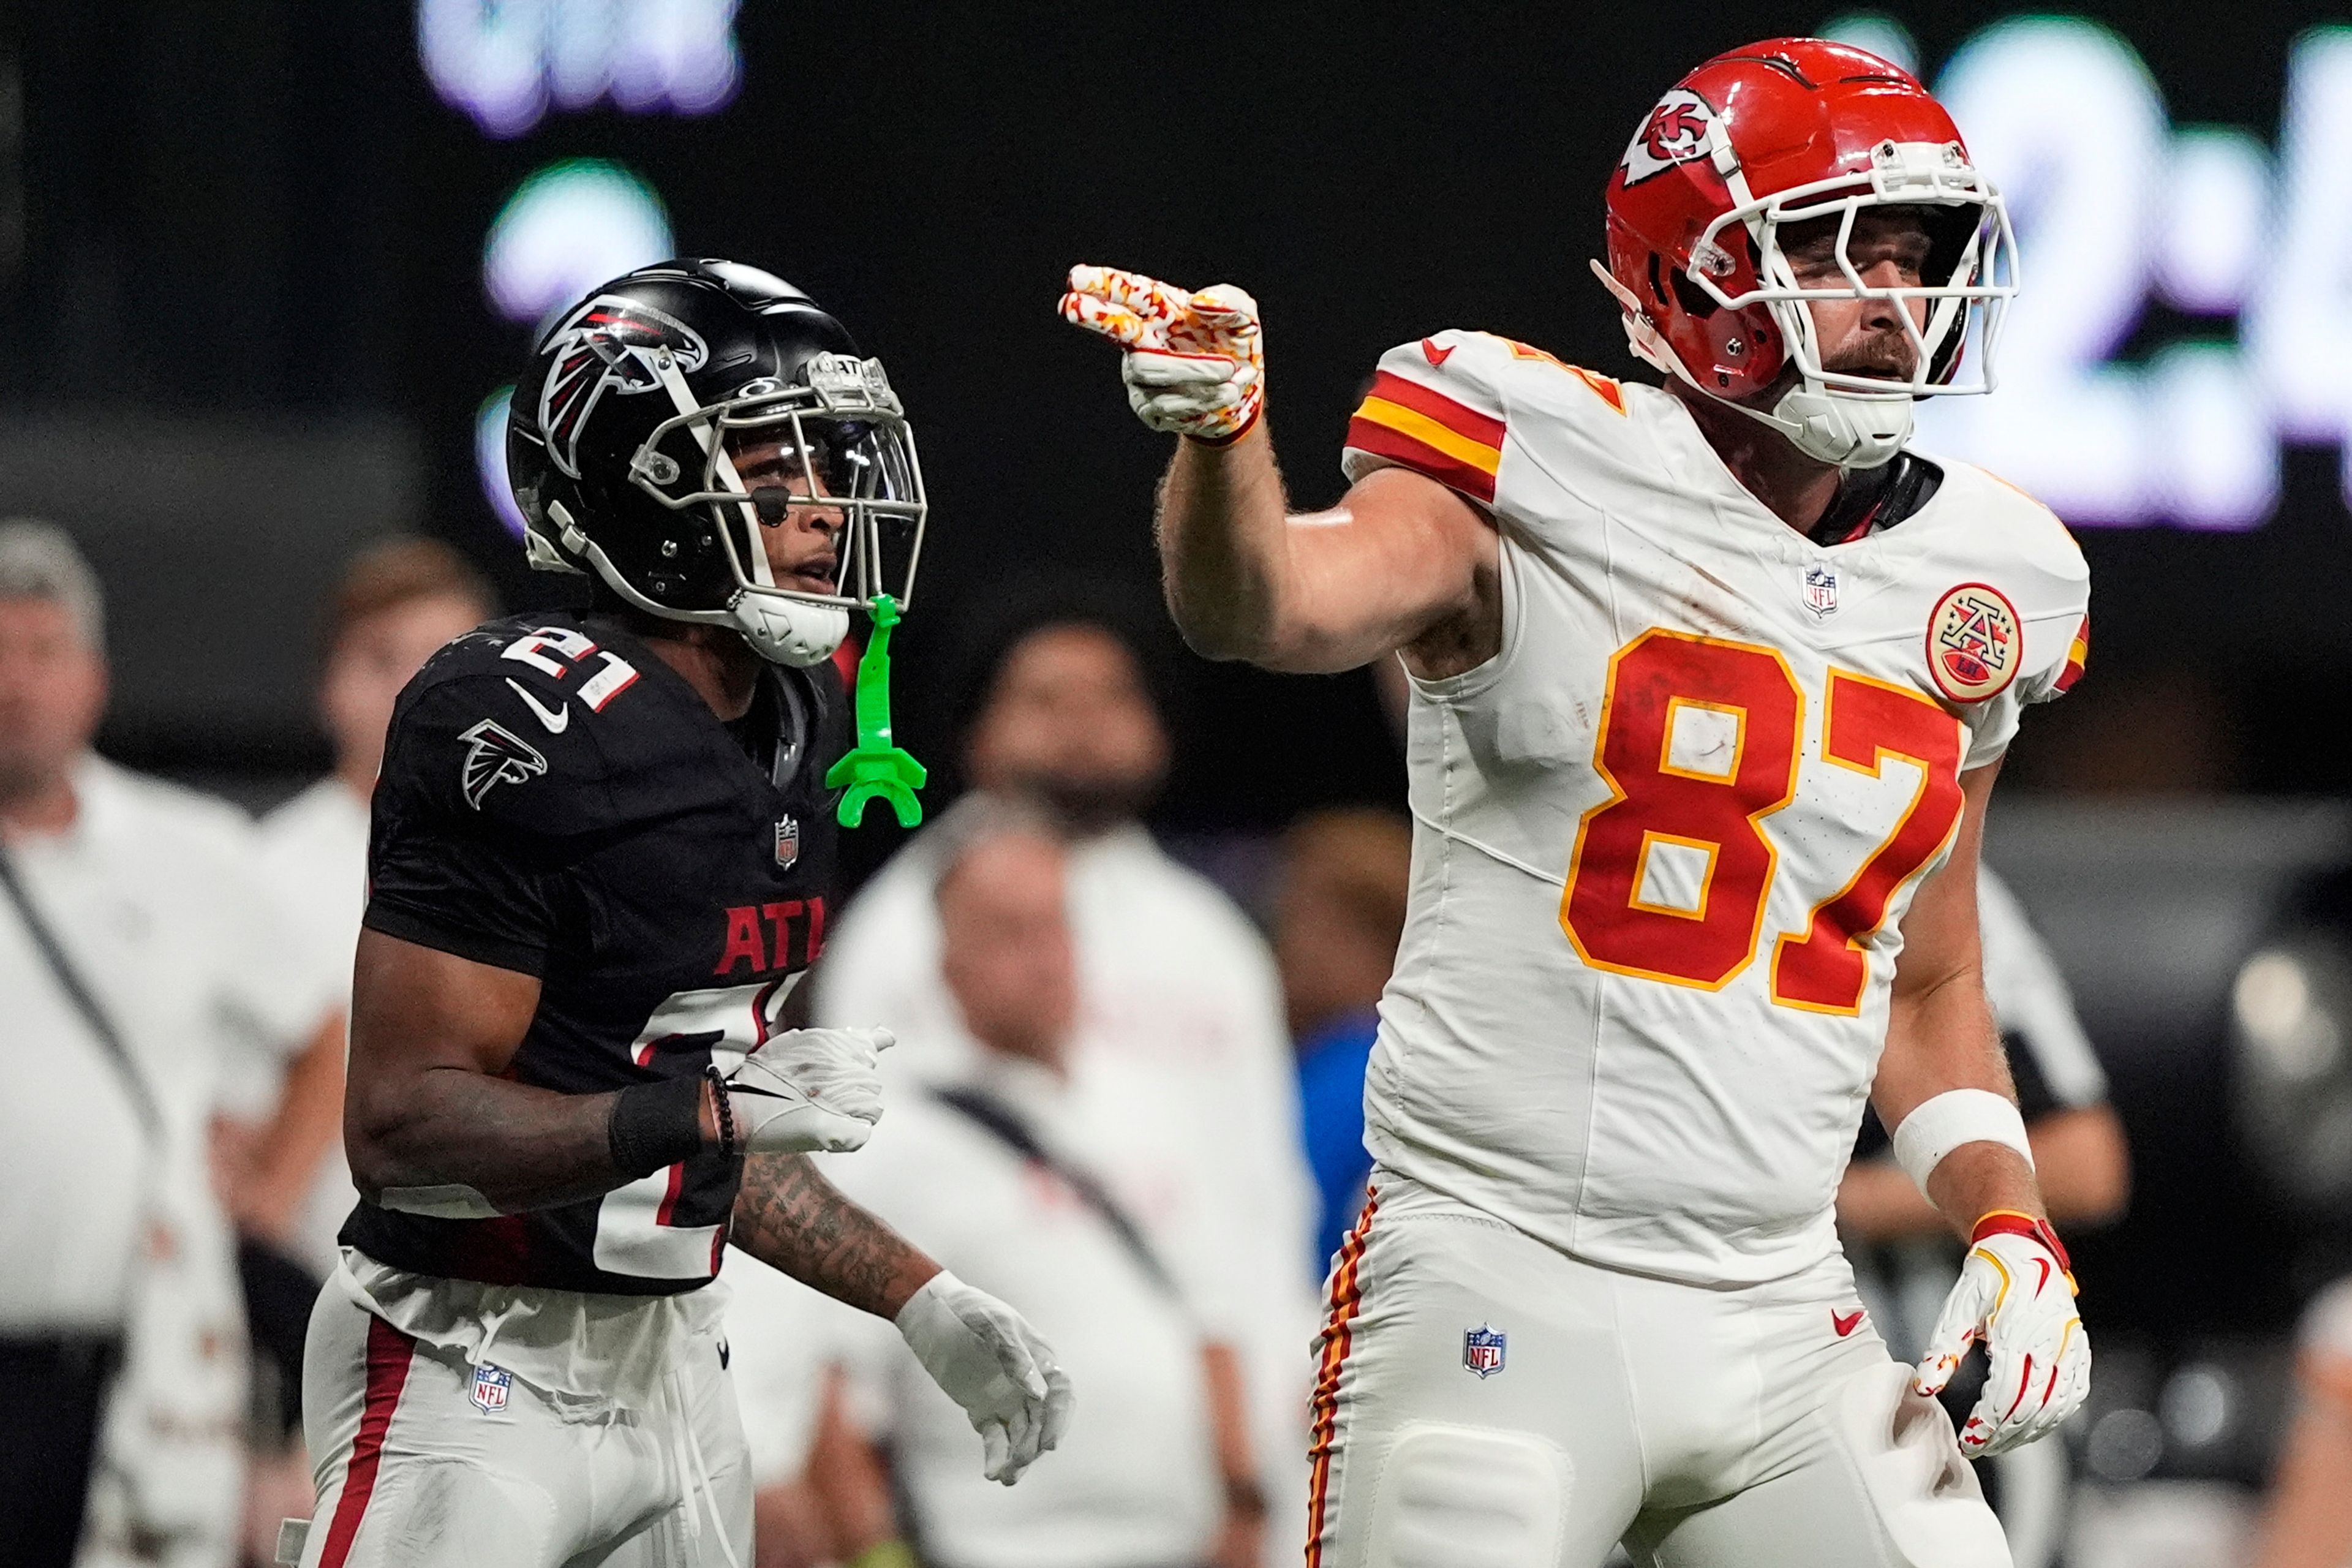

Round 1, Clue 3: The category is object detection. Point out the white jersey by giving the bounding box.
[1344,331,2090,1287]
[807,1065,1220,1568]
[818,809,1319,1549]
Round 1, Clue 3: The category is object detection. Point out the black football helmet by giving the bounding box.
[507,259,927,666]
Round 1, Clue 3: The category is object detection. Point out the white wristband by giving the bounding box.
[1890,1089,2033,1196]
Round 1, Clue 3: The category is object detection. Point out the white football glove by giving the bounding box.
[1913,1211,2091,1457]
[722,1026,892,1155]
[1059,265,1265,443]
[895,1270,1075,1485]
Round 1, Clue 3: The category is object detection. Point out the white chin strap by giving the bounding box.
[1738,381,1913,470]
[730,595,848,668]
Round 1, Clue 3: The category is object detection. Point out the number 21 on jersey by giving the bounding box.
[1561,628,1966,1014]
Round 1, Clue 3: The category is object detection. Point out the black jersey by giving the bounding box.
[347,610,846,1295]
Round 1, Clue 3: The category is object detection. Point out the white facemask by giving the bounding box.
[1592,259,1915,472]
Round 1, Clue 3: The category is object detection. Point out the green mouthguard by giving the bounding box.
[827,594,927,828]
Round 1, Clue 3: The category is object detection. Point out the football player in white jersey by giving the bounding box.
[1062,37,2090,1568]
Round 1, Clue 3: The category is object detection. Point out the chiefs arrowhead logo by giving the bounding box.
[535,294,710,480]
[1831,1308,1866,1338]
[1619,88,1719,186]
[1422,337,1455,368]
[459,719,548,810]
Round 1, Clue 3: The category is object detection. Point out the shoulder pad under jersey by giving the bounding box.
[382,615,647,837]
[1912,458,2092,706]
[1341,330,1632,509]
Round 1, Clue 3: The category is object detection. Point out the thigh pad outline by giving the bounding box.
[1825,1363,2011,1568]
[1366,1421,1572,1568]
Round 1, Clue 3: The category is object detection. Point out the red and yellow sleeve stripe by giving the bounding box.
[2054,613,2089,694]
[1344,370,1505,505]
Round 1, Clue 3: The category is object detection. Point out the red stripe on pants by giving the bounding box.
[317,1315,415,1568]
[1305,1188,1380,1568]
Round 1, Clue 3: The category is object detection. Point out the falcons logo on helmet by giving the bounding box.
[458,719,548,810]
[1619,88,1719,186]
[536,295,710,478]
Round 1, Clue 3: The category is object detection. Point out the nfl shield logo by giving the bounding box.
[1463,1324,1507,1379]
[774,815,800,870]
[470,1363,511,1414]
[1803,564,1840,619]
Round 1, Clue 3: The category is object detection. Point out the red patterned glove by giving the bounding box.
[1059,265,1264,443]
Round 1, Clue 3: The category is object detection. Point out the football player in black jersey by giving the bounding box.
[292,262,1071,1568]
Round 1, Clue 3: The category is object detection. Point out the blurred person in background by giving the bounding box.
[818,595,1319,1558]
[1836,864,2128,1566]
[725,1261,849,1568]
[252,537,497,1278]
[793,810,1262,1568]
[2253,1281,2352,1568]
[0,521,336,1568]
[1273,808,1413,1273]
[1836,865,2129,1265]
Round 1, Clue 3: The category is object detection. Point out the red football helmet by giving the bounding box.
[1597,39,2016,468]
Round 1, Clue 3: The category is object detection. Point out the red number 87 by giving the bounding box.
[1561,629,1966,1013]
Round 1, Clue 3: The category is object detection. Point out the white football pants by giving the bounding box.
[293,1281,752,1568]
[1306,1173,2011,1568]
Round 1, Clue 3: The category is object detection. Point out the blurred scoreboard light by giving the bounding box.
[419,0,741,137]
[1828,13,2352,531]
[475,158,677,537]
[477,386,530,540]
[2245,32,2352,458]
[483,157,674,326]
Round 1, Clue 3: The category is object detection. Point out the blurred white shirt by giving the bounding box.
[795,1057,1221,1568]
[1,756,328,1328]
[816,810,1321,1548]
[255,775,371,1276]
[2303,1276,2352,1363]
[723,1251,839,1489]
[0,756,332,1568]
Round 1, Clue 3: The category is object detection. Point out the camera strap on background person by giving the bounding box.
[929,1085,1182,1301]
[0,846,162,1138]
[0,843,159,1568]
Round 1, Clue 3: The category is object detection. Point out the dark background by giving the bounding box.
[11,1,2352,809]
[7,2,2352,1404]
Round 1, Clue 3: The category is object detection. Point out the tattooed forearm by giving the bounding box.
[729,1153,940,1319]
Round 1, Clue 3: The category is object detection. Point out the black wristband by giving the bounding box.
[608,1074,707,1178]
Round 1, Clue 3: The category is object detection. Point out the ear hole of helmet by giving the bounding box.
[1921,203,1985,291]
[1927,322,1967,386]
[1668,263,1718,321]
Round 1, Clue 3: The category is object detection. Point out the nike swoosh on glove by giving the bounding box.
[1059,264,1264,443]
[1913,1210,2091,1457]
[895,1270,1076,1485]
[724,1026,892,1155]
